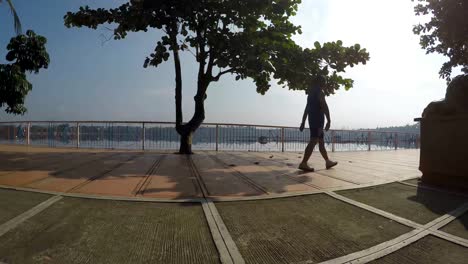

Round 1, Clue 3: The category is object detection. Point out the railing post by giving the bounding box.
[26,122,31,145]
[367,131,371,151]
[76,122,80,148]
[215,125,219,151]
[281,127,285,152]
[331,130,336,152]
[394,132,398,150]
[48,122,52,147]
[142,122,146,150]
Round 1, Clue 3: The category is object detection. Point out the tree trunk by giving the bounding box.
[170,27,183,133]
[179,130,193,154]
[168,24,191,154]
[177,90,207,154]
[170,23,209,154]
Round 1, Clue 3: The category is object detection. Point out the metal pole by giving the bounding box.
[331,130,336,152]
[48,122,52,147]
[215,125,219,151]
[281,127,285,152]
[26,122,31,145]
[76,122,80,148]
[367,131,371,151]
[142,122,146,150]
[394,132,398,150]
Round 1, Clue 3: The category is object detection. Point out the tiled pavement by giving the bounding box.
[0,145,467,263]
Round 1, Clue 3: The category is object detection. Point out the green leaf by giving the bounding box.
[314,41,321,49]
[1,30,49,115]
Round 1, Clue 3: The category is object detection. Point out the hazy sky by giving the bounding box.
[0,0,457,129]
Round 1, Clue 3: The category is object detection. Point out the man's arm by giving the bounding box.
[300,102,308,131]
[320,93,331,131]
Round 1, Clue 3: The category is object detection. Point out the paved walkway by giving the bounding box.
[1,145,467,263]
[0,145,421,200]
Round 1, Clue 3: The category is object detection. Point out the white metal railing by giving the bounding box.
[0,121,420,152]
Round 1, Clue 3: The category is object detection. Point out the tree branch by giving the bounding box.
[179,39,196,58]
[213,68,235,81]
[196,27,207,84]
[205,46,216,78]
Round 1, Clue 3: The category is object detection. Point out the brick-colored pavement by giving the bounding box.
[0,145,421,199]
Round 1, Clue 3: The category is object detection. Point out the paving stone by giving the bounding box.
[0,197,220,264]
[338,183,468,224]
[371,235,468,264]
[0,188,51,225]
[216,194,412,264]
[440,212,468,240]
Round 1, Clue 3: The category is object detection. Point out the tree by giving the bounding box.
[65,0,369,154]
[0,0,22,35]
[413,0,468,80]
[0,30,50,114]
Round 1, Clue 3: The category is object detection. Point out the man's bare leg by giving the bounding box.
[318,138,329,160]
[299,138,318,171]
[318,138,338,169]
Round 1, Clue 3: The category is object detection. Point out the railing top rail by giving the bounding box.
[0,120,419,135]
[0,120,175,125]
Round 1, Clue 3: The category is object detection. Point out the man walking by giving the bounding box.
[298,77,338,171]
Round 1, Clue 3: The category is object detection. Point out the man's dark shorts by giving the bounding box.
[309,127,324,139]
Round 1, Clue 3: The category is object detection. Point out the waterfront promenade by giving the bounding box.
[0,145,467,264]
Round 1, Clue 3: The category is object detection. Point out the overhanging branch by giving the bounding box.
[213,68,235,81]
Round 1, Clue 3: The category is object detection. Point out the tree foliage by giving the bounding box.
[273,41,369,95]
[413,0,468,80]
[65,0,368,95]
[64,0,370,153]
[0,30,50,114]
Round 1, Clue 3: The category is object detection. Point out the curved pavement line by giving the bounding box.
[0,184,203,203]
[0,195,62,238]
[0,176,420,203]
